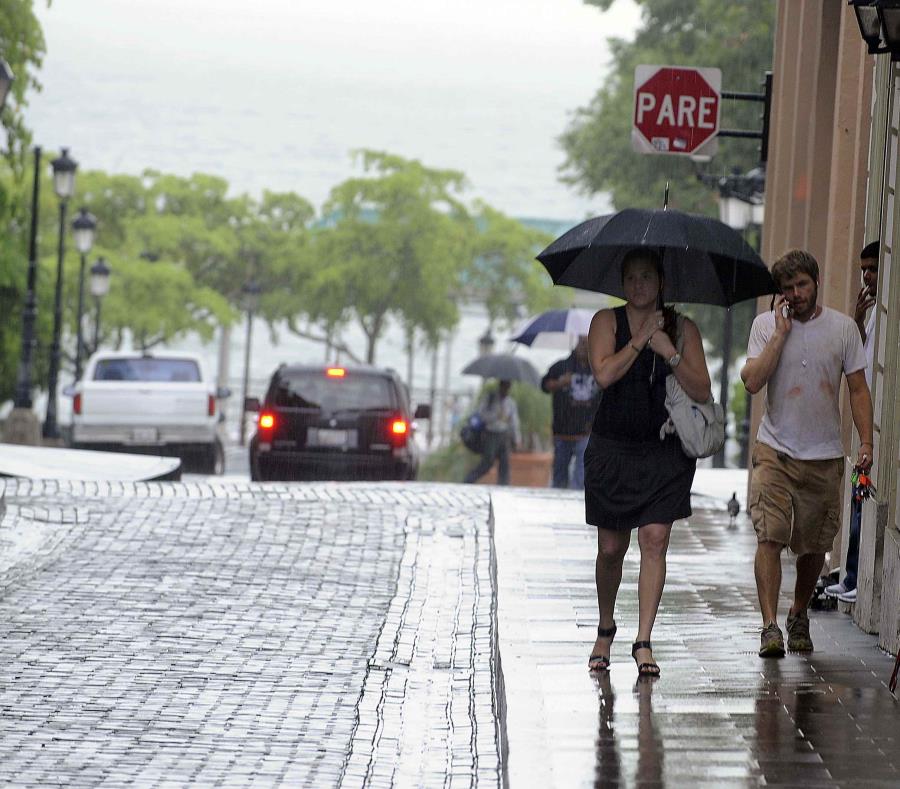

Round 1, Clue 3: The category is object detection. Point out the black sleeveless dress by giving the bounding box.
[584,306,696,530]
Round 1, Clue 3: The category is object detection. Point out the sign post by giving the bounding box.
[632,65,722,157]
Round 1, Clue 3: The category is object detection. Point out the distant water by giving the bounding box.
[23,0,644,437]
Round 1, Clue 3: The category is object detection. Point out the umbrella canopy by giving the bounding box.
[510,307,596,348]
[536,208,776,307]
[461,353,542,388]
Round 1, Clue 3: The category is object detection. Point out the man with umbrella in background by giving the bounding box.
[742,249,873,657]
[463,380,521,486]
[542,335,600,489]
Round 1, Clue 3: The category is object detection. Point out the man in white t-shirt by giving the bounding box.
[741,249,873,658]
[825,240,879,604]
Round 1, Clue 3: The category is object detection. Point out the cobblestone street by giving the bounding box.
[0,478,898,787]
[0,480,499,787]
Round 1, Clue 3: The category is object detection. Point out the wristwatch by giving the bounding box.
[667,352,682,368]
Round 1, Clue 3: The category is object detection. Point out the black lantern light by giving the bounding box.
[877,0,900,54]
[90,256,111,352]
[51,147,77,200]
[850,0,900,58]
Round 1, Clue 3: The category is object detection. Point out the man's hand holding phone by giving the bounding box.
[774,296,793,336]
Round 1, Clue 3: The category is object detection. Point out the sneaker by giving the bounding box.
[786,609,814,652]
[824,581,850,598]
[837,588,857,603]
[759,622,785,657]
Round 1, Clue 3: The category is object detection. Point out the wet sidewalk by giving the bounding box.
[493,490,900,787]
[0,478,897,787]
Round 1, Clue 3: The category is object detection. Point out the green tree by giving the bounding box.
[468,203,562,331]
[0,0,47,402]
[561,0,775,214]
[311,151,471,364]
[561,1,774,365]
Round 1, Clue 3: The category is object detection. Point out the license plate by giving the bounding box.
[308,428,356,448]
[130,427,159,443]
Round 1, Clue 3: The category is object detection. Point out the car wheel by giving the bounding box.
[198,440,225,475]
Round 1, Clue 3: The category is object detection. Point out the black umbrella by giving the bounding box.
[461,354,542,388]
[536,208,776,306]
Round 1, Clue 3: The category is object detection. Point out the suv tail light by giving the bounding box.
[258,412,276,431]
[73,393,82,415]
[208,394,216,416]
[388,417,409,448]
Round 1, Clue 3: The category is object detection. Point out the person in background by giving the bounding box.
[742,249,873,658]
[825,239,879,605]
[463,379,521,485]
[541,335,600,489]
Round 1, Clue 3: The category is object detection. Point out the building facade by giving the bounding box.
[758,1,898,652]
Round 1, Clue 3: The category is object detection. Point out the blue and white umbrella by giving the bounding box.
[509,307,597,348]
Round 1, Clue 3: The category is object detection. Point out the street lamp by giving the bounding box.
[72,208,97,381]
[89,257,111,351]
[478,329,495,356]
[43,148,78,441]
[12,147,42,413]
[715,167,766,469]
[849,1,900,57]
[239,280,262,447]
[0,59,14,111]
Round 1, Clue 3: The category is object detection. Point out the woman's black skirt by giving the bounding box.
[584,433,696,530]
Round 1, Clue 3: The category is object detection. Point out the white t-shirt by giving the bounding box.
[864,308,876,388]
[747,306,866,460]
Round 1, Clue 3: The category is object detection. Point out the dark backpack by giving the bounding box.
[459,412,486,453]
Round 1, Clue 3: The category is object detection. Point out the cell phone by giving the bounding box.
[781,304,793,318]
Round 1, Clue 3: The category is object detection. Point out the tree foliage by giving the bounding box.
[0,0,46,402]
[562,0,775,362]
[562,0,775,215]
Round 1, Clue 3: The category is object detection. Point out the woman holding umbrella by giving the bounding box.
[584,248,711,678]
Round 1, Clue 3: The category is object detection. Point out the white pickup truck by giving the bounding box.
[71,351,229,474]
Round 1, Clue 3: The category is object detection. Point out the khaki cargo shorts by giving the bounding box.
[749,442,844,555]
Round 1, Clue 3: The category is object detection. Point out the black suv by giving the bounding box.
[247,364,430,482]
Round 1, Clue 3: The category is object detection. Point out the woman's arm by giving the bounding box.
[650,318,711,402]
[588,308,661,389]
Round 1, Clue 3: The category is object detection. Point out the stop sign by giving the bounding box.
[632,65,722,156]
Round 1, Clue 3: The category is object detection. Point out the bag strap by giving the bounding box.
[675,314,686,355]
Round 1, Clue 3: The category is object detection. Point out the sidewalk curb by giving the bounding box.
[488,495,510,789]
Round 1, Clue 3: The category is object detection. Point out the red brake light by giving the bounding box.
[208,394,216,416]
[391,420,408,435]
[73,393,82,415]
[259,412,275,430]
[389,418,409,447]
[326,367,346,378]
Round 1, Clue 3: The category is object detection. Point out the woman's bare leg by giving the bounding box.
[590,528,631,665]
[634,522,673,669]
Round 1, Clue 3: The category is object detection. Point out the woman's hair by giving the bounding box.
[771,249,819,289]
[621,247,677,344]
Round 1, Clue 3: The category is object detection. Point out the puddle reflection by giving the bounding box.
[594,673,663,787]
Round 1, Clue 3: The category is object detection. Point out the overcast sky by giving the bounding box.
[28,0,641,220]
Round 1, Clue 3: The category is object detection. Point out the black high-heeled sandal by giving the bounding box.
[588,622,617,671]
[631,640,660,678]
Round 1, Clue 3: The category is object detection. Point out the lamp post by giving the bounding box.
[239,280,262,447]
[712,167,766,469]
[42,148,78,441]
[478,329,495,357]
[12,147,42,412]
[0,58,13,111]
[72,208,97,381]
[89,257,111,351]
